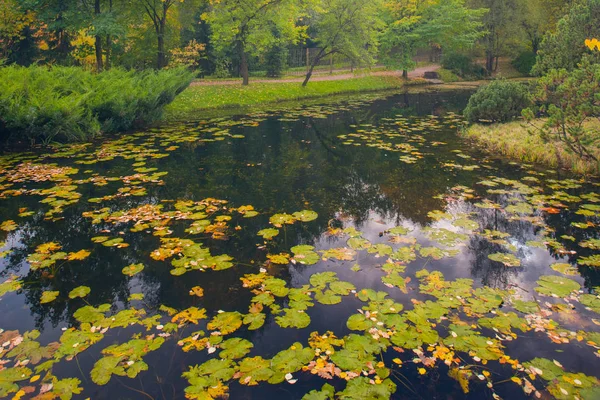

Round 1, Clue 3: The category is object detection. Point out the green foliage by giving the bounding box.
[464,80,531,123]
[264,41,287,78]
[524,58,600,163]
[0,65,193,144]
[302,0,383,84]
[512,51,537,76]
[533,0,600,75]
[441,53,486,79]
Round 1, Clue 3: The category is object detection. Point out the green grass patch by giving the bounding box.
[165,75,406,118]
[462,119,600,175]
[437,68,461,83]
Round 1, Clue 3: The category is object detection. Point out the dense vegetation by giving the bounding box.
[463,0,600,174]
[0,0,578,83]
[463,80,531,122]
[0,66,193,144]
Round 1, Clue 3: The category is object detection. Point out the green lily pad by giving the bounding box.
[488,253,520,267]
[219,338,253,359]
[535,275,580,297]
[41,291,60,304]
[207,312,243,335]
[275,309,311,329]
[292,210,318,222]
[122,263,144,276]
[258,228,279,239]
[68,286,91,299]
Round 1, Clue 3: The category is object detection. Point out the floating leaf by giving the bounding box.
[122,263,144,277]
[40,291,59,304]
[258,228,279,240]
[207,312,243,335]
[68,286,90,299]
[293,210,318,222]
[219,338,253,359]
[535,275,580,297]
[488,253,520,267]
[275,309,311,329]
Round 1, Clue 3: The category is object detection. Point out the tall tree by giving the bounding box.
[302,0,384,86]
[379,0,432,78]
[205,0,304,85]
[515,0,565,54]
[469,0,517,73]
[415,0,487,52]
[380,0,485,76]
[533,0,600,75]
[138,0,182,69]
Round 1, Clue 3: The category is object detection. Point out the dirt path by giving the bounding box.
[190,65,441,87]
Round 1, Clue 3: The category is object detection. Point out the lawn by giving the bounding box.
[165,75,408,118]
[462,119,600,175]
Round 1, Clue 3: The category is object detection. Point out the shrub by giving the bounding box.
[512,52,536,76]
[463,80,531,123]
[441,53,486,79]
[0,65,193,144]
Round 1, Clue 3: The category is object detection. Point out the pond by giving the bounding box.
[1,89,599,400]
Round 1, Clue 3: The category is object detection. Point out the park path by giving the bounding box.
[190,65,441,86]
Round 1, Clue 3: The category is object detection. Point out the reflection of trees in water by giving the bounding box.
[1,90,483,330]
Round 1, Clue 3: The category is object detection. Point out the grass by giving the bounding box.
[166,75,409,118]
[437,68,461,83]
[462,119,600,175]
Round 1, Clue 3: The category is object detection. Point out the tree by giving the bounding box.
[205,0,304,85]
[533,0,600,75]
[380,0,485,77]
[379,0,430,77]
[524,57,600,164]
[138,0,183,69]
[515,0,565,54]
[469,0,517,74]
[302,0,383,86]
[0,0,35,60]
[414,0,487,55]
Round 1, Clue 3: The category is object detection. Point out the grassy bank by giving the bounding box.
[165,75,410,118]
[462,120,600,175]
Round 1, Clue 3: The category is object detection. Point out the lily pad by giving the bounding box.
[535,275,580,297]
[68,286,91,299]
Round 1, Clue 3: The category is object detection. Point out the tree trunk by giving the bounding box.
[105,35,111,70]
[485,53,494,75]
[95,36,103,72]
[402,69,408,79]
[105,0,112,69]
[303,49,327,87]
[240,48,249,86]
[94,0,103,72]
[157,26,166,69]
[494,56,499,72]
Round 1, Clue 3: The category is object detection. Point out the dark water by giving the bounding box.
[1,89,599,400]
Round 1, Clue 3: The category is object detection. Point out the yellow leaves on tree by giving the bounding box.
[585,38,600,51]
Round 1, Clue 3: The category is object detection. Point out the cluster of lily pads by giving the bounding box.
[1,94,600,399]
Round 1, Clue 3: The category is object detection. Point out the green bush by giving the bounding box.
[0,66,193,144]
[441,53,486,79]
[264,42,287,78]
[463,80,531,123]
[512,52,537,76]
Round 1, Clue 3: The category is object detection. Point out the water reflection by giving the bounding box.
[0,89,598,399]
